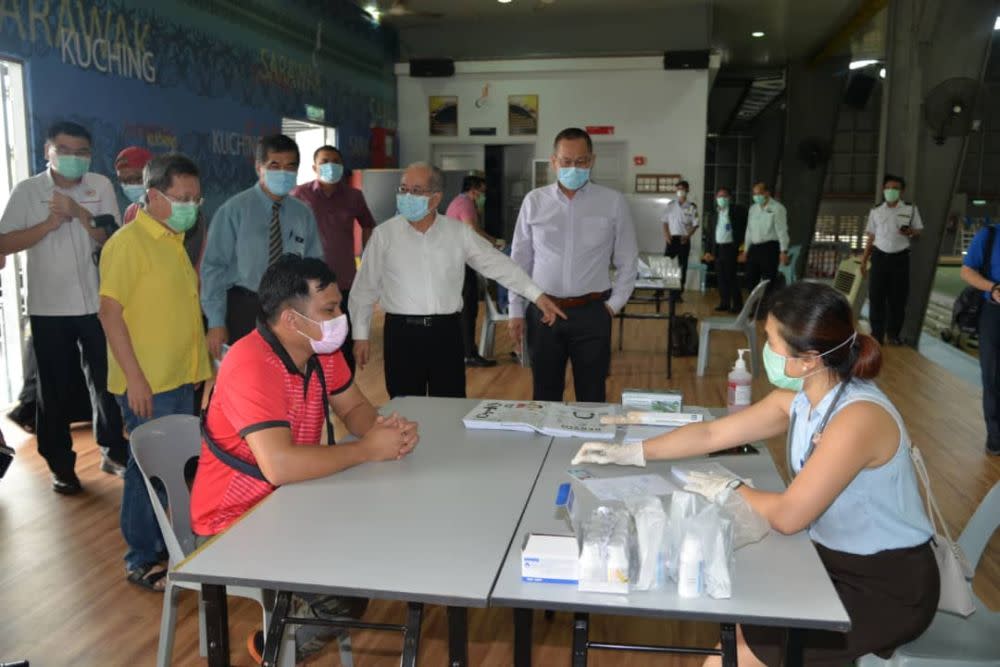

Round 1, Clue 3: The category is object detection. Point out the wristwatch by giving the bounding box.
[725,478,744,491]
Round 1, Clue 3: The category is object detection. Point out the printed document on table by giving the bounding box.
[580,474,679,502]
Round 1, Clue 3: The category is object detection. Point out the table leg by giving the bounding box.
[401,602,424,667]
[447,606,468,667]
[666,290,677,379]
[261,590,292,667]
[202,583,230,667]
[618,310,625,351]
[571,612,589,667]
[720,623,737,667]
[513,608,533,667]
[784,628,804,667]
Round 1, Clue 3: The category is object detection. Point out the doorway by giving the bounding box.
[281,118,337,186]
[0,58,29,405]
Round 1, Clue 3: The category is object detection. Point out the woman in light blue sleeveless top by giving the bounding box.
[573,282,939,667]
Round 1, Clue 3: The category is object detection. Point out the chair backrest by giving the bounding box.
[482,278,507,322]
[735,279,770,327]
[129,415,203,564]
[958,480,1000,573]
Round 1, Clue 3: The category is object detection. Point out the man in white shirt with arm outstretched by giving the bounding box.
[349,162,565,399]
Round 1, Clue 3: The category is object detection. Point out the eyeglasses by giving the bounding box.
[52,146,92,158]
[158,190,203,207]
[554,155,593,168]
[398,185,438,196]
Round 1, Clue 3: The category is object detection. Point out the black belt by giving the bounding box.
[388,313,460,327]
[873,247,910,256]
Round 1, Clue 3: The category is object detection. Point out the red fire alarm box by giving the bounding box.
[370,127,397,169]
[633,155,646,166]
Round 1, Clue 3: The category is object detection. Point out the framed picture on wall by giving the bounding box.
[508,95,539,136]
[429,96,458,136]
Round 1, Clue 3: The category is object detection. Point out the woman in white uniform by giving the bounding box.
[574,282,939,666]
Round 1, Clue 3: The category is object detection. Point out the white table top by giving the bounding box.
[172,397,553,607]
[490,436,852,631]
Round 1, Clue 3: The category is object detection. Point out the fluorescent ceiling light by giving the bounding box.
[499,0,513,3]
[994,16,999,30]
[849,59,879,70]
[751,31,765,38]
[364,4,380,21]
[879,67,886,79]
[973,199,988,205]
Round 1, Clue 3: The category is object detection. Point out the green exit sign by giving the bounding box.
[305,105,325,122]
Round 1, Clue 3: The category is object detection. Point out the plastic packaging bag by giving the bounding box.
[625,496,668,590]
[664,490,707,582]
[690,504,735,599]
[578,506,634,593]
[716,487,770,549]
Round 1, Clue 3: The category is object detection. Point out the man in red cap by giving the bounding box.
[114,146,153,224]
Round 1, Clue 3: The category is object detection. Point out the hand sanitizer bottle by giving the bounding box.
[727,348,752,414]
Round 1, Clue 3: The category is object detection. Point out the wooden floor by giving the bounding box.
[1,291,998,666]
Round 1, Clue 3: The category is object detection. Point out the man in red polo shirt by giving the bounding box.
[291,145,376,373]
[190,254,418,663]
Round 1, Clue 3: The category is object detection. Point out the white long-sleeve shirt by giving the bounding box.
[349,213,544,339]
[509,182,638,318]
[746,197,789,252]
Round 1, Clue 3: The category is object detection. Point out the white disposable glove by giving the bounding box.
[682,471,752,504]
[571,441,646,467]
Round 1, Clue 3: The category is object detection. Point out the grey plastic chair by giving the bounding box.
[779,244,802,285]
[857,481,1000,667]
[696,279,770,377]
[477,278,530,368]
[129,415,303,667]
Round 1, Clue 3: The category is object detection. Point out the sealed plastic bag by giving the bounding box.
[625,496,668,590]
[716,487,769,549]
[664,490,707,582]
[578,506,634,593]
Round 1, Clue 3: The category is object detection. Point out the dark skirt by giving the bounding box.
[743,540,939,666]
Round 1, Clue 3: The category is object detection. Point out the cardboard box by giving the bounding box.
[521,533,579,584]
[621,388,683,413]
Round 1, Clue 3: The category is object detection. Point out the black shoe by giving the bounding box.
[6,404,35,433]
[51,472,82,495]
[100,454,127,478]
[714,305,729,312]
[729,307,742,314]
[888,337,904,346]
[465,354,497,368]
[675,295,685,304]
[987,440,1000,456]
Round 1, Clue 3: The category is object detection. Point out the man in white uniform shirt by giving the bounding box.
[860,174,923,345]
[350,163,565,399]
[740,181,789,307]
[661,179,698,295]
[509,127,639,403]
[0,121,128,494]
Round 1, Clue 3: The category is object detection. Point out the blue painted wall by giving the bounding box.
[0,0,397,216]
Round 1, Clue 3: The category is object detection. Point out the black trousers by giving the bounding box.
[340,287,356,374]
[979,302,1000,451]
[383,313,466,399]
[664,236,691,291]
[744,240,780,304]
[225,286,260,344]
[526,300,611,402]
[30,314,127,476]
[715,242,742,311]
[869,248,910,343]
[461,266,480,357]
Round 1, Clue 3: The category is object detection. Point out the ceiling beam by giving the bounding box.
[809,0,888,66]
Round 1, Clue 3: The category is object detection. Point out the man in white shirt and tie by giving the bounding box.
[349,163,565,398]
[860,174,923,345]
[509,127,639,402]
[739,181,789,306]
[661,179,698,295]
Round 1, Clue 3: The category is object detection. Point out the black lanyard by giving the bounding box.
[787,381,850,478]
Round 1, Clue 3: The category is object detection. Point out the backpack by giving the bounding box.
[671,313,700,356]
[953,225,996,333]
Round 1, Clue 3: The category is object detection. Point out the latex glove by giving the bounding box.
[683,471,751,504]
[571,441,646,467]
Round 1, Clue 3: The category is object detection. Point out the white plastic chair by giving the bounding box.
[129,415,305,667]
[696,279,770,377]
[857,481,1000,667]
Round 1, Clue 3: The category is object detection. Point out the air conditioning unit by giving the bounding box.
[833,257,868,317]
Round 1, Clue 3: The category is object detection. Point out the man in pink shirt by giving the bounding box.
[445,175,504,367]
[115,146,153,224]
[291,145,376,372]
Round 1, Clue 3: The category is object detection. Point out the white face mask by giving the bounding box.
[294,311,348,354]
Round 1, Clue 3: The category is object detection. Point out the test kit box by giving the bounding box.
[621,388,683,413]
[521,533,579,584]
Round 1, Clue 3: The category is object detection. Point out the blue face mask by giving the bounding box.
[318,162,344,184]
[397,193,431,222]
[263,169,297,197]
[558,167,590,191]
[762,333,858,392]
[122,184,145,203]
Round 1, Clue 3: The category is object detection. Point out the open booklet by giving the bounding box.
[462,400,617,440]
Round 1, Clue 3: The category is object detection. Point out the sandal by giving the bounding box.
[126,563,168,592]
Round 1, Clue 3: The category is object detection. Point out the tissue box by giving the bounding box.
[621,388,683,413]
[521,533,579,584]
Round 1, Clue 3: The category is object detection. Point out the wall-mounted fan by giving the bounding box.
[923,77,983,145]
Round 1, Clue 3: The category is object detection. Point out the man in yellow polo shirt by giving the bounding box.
[98,153,212,592]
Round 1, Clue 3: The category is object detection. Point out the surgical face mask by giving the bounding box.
[158,191,199,233]
[295,311,348,354]
[883,187,901,204]
[263,169,297,197]
[752,194,767,206]
[762,332,858,391]
[557,167,590,191]
[397,192,431,222]
[318,162,343,184]
[716,196,729,209]
[122,184,145,203]
[52,154,90,180]
[676,189,687,199]
[475,192,486,209]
